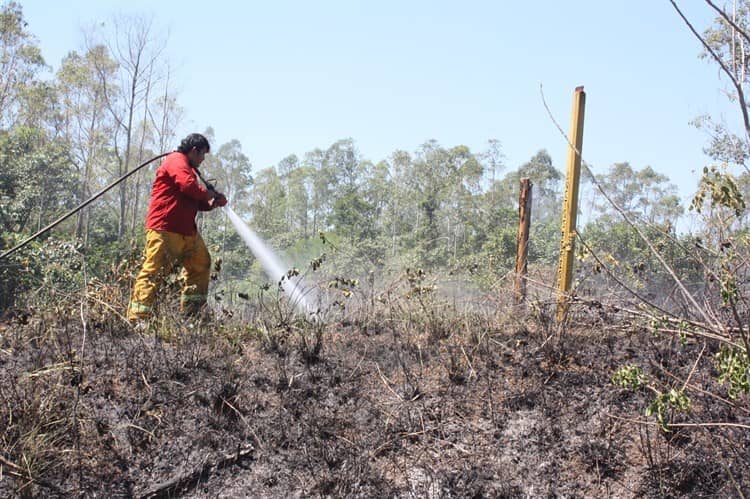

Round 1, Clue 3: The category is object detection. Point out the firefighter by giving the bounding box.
[127,133,227,324]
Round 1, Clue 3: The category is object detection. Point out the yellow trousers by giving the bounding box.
[128,229,211,320]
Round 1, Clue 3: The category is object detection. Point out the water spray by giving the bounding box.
[224,206,315,315]
[191,166,315,315]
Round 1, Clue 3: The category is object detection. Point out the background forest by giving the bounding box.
[0,0,708,311]
[1,1,750,496]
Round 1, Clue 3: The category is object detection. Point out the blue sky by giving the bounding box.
[19,1,741,202]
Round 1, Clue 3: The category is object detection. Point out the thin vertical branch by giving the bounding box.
[671,0,750,145]
[705,0,750,47]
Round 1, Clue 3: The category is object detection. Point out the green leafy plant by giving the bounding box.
[645,389,691,432]
[612,365,692,432]
[716,345,750,399]
[690,165,746,217]
[612,364,647,390]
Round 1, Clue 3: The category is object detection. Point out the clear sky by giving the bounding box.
[18,0,742,202]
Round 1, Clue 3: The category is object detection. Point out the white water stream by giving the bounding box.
[225,206,313,314]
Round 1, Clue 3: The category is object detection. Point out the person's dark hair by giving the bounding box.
[177,133,211,154]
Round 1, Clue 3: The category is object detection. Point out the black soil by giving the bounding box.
[1,308,748,497]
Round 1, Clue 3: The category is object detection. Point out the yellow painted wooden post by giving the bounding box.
[556,86,586,321]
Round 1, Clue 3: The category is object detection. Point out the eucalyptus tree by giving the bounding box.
[329,169,382,266]
[478,139,505,203]
[200,136,253,235]
[488,150,562,264]
[591,162,683,226]
[248,166,287,243]
[203,137,254,214]
[0,2,79,244]
[683,0,750,171]
[83,14,172,239]
[516,150,562,220]
[441,144,484,261]
[0,127,75,235]
[398,141,484,267]
[362,159,393,236]
[325,140,377,238]
[383,149,417,256]
[0,1,48,130]
[402,141,449,262]
[304,147,337,234]
[0,127,78,310]
[475,149,519,273]
[277,154,301,234]
[278,154,312,238]
[325,138,361,192]
[56,46,118,244]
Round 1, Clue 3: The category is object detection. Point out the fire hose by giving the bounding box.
[0,152,171,261]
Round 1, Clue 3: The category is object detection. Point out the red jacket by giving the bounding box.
[145,152,212,236]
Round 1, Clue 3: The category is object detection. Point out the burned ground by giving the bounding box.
[1,302,749,498]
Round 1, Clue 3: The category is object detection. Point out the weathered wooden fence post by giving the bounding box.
[514,178,533,304]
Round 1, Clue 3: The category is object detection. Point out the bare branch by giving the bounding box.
[670,0,750,146]
[705,0,750,48]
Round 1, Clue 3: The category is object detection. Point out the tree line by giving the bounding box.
[1,1,749,316]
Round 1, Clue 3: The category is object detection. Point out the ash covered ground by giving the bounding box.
[1,304,748,498]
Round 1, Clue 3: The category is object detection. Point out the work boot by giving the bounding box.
[182,302,211,327]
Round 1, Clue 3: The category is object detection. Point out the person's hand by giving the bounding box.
[213,192,228,207]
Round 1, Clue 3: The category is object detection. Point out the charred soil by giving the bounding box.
[0,307,748,497]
